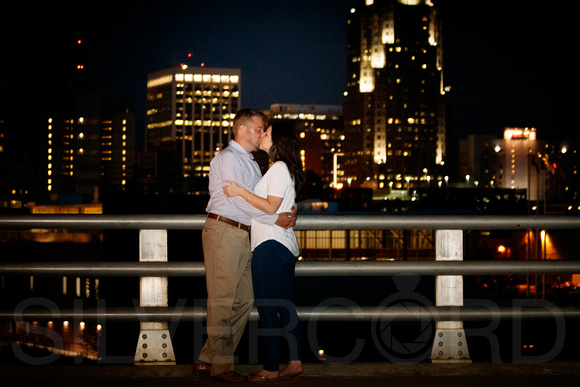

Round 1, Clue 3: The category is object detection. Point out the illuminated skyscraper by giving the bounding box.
[144,66,241,193]
[0,39,135,206]
[344,0,445,191]
[44,86,135,198]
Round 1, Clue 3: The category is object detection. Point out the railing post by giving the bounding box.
[134,229,176,365]
[431,230,471,363]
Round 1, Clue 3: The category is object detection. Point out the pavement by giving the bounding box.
[1,361,580,387]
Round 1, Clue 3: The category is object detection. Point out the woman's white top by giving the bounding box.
[250,161,299,256]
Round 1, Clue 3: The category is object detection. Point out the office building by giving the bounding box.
[144,66,241,193]
[0,37,135,207]
[43,85,135,199]
[459,128,579,207]
[459,134,504,189]
[269,104,344,189]
[343,0,445,191]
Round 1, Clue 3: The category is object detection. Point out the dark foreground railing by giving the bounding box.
[1,214,580,365]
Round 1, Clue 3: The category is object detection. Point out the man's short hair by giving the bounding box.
[232,108,267,136]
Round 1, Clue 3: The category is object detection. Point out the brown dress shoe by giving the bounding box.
[211,371,247,383]
[192,362,211,377]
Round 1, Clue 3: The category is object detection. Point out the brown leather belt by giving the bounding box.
[207,213,251,232]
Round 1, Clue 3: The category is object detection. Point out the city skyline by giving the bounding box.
[2,0,578,145]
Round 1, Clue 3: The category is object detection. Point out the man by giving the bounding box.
[193,108,296,383]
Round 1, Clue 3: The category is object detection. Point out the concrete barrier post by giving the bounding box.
[134,229,176,365]
[431,229,471,363]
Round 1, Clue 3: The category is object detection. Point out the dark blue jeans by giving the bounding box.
[252,240,302,371]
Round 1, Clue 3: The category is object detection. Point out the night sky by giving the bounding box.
[2,0,578,146]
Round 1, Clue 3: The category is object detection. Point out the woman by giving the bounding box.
[223,121,305,381]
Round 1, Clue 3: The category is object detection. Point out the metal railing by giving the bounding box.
[1,214,580,364]
[1,213,580,230]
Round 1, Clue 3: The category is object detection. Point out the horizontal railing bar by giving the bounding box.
[295,261,580,276]
[1,260,580,277]
[1,214,580,230]
[2,306,579,321]
[0,262,204,277]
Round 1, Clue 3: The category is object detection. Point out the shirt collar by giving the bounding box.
[229,140,254,160]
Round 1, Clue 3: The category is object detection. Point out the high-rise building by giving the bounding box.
[343,0,445,191]
[144,66,241,193]
[0,38,135,208]
[269,104,344,189]
[43,85,135,199]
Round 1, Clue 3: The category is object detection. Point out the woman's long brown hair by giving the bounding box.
[267,122,305,202]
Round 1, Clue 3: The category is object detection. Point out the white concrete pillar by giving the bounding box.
[431,230,471,363]
[134,229,176,365]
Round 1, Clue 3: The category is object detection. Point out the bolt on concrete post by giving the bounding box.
[134,229,176,365]
[431,229,471,363]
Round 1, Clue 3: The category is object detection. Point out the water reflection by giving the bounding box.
[3,320,101,360]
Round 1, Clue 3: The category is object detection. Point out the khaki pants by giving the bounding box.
[198,217,253,375]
